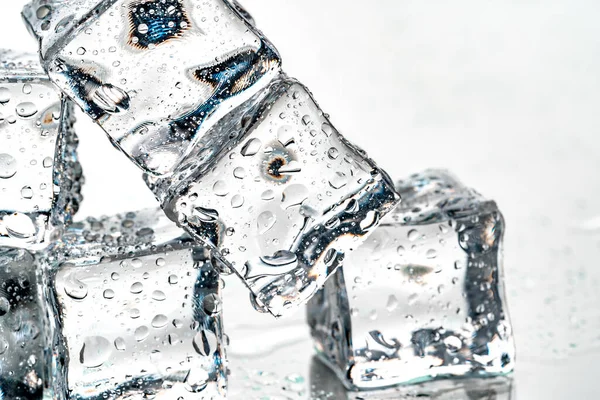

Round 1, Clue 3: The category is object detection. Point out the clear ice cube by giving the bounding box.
[22,0,281,175]
[0,50,83,250]
[307,170,515,389]
[160,76,399,317]
[0,247,61,399]
[40,208,227,399]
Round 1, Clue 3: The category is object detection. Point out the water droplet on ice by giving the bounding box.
[152,314,168,328]
[241,138,262,156]
[0,153,17,179]
[15,102,37,118]
[63,272,88,300]
[257,211,276,234]
[135,326,149,342]
[80,336,112,367]
[20,186,33,199]
[202,294,222,316]
[193,330,217,357]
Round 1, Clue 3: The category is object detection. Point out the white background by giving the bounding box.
[2,1,599,398]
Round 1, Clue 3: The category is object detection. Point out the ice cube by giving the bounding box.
[0,50,83,250]
[0,247,61,399]
[22,0,281,175]
[307,170,515,389]
[40,208,227,399]
[159,76,399,317]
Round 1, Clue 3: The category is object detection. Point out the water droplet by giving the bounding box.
[281,184,309,209]
[0,153,17,179]
[212,180,228,196]
[168,274,178,285]
[20,186,33,199]
[185,368,209,393]
[0,337,8,355]
[241,138,262,156]
[321,122,333,136]
[103,289,115,299]
[152,290,166,301]
[426,249,438,259]
[134,326,149,342]
[257,211,276,234]
[192,330,217,357]
[137,23,149,34]
[444,336,463,352]
[231,194,244,208]
[277,125,295,146]
[0,87,10,104]
[0,297,10,316]
[76,47,86,55]
[261,190,275,201]
[233,167,246,179]
[15,102,37,118]
[80,336,112,367]
[129,308,141,319]
[42,157,53,168]
[407,229,420,241]
[63,272,88,300]
[397,246,405,256]
[22,84,32,95]
[130,282,143,294]
[386,295,398,312]
[91,84,130,114]
[114,337,126,351]
[152,314,168,328]
[192,207,219,223]
[36,5,52,19]
[202,294,222,316]
[327,147,339,160]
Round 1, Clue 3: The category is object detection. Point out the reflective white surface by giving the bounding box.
[1,1,599,398]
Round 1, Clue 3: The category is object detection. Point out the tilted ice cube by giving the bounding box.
[0,50,83,249]
[159,76,399,317]
[40,208,227,399]
[307,170,515,389]
[22,0,281,175]
[0,248,61,399]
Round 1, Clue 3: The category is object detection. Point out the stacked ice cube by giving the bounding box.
[0,1,514,398]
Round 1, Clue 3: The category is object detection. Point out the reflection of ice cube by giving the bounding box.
[0,50,83,249]
[162,76,399,317]
[308,170,515,389]
[22,0,281,175]
[0,248,60,399]
[310,357,514,399]
[41,208,226,399]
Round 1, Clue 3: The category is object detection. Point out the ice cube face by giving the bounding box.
[0,248,61,399]
[22,0,281,175]
[308,170,515,389]
[41,208,227,399]
[161,76,400,317]
[0,50,83,250]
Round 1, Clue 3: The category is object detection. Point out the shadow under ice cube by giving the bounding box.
[22,0,281,175]
[163,76,399,317]
[42,208,226,399]
[0,50,83,250]
[308,170,515,389]
[0,248,59,399]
